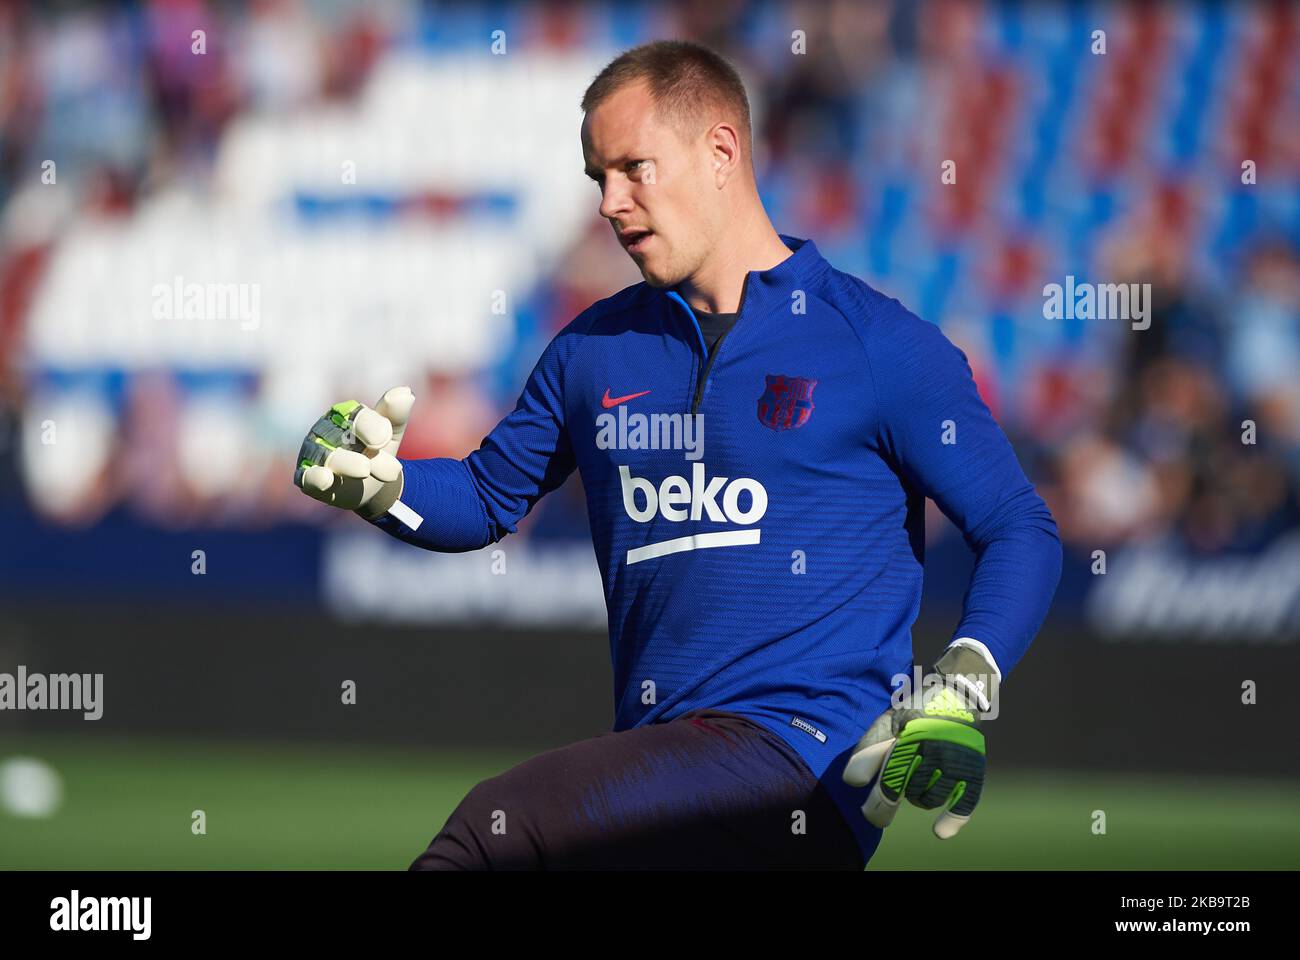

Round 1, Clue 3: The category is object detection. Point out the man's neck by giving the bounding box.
[675,208,794,314]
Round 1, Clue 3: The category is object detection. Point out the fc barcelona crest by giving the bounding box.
[757,374,817,430]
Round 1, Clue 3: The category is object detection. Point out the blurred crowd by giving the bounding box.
[1,0,1298,558]
[1025,231,1300,555]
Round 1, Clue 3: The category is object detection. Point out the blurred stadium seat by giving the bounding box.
[0,1,1297,634]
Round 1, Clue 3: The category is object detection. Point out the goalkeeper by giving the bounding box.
[295,41,1061,870]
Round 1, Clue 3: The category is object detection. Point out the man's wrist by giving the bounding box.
[942,638,1001,680]
[934,639,1001,715]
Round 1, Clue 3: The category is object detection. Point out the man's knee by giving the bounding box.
[409,774,542,871]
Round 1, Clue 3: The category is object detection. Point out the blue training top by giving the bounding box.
[367,234,1063,859]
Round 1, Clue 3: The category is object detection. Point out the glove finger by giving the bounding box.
[934,810,973,840]
[946,765,984,818]
[928,756,985,838]
[324,447,372,480]
[352,407,394,450]
[306,414,352,450]
[300,464,336,495]
[367,449,402,483]
[375,386,414,455]
[842,736,893,787]
[914,767,970,812]
[296,430,336,482]
[301,467,363,509]
[905,757,949,810]
[862,770,903,829]
[916,744,984,814]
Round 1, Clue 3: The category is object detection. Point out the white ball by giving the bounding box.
[0,756,64,818]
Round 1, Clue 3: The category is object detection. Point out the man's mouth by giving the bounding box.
[620,228,653,253]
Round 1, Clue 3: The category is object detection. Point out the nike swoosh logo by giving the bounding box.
[602,388,652,408]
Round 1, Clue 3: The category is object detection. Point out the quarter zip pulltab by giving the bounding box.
[691,323,736,414]
[666,281,751,416]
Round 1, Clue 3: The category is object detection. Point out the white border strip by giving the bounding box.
[626,529,760,565]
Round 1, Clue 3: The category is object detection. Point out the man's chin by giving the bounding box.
[636,262,678,289]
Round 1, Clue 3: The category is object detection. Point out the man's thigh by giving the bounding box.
[410,708,864,870]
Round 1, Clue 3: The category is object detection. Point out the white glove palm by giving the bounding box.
[295,386,416,521]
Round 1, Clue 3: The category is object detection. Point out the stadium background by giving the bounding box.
[1,0,1298,868]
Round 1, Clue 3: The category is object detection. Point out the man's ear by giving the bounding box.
[708,121,742,187]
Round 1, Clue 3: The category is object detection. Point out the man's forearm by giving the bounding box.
[363,457,494,553]
[950,487,1062,677]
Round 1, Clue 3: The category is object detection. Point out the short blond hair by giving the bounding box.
[581,40,752,153]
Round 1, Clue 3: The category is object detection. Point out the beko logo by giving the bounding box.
[618,464,767,564]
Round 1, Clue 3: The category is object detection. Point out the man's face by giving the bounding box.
[581,81,718,288]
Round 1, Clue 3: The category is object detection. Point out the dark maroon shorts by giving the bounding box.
[410,708,865,870]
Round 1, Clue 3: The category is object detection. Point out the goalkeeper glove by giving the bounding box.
[842,642,999,839]
[294,385,421,525]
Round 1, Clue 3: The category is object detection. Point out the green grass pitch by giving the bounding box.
[2,735,1297,870]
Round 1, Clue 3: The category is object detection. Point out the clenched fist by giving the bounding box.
[294,386,415,520]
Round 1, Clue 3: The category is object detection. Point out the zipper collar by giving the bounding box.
[663,234,825,351]
[665,290,708,355]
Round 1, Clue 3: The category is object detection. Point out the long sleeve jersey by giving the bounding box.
[368,235,1062,858]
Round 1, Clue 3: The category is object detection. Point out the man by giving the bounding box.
[295,40,1061,870]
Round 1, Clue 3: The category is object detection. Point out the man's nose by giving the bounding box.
[599,181,633,221]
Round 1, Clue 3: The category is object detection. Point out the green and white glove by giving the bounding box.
[294,385,422,527]
[843,642,999,839]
